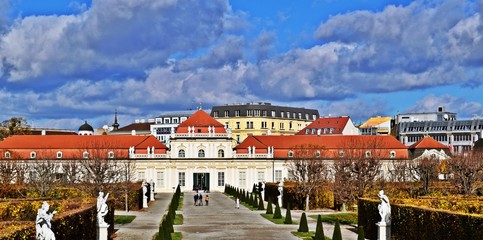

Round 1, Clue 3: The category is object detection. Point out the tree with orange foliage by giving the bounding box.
[447,152,483,195]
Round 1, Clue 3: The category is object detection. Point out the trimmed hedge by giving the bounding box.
[264,181,334,210]
[0,200,115,240]
[358,198,483,240]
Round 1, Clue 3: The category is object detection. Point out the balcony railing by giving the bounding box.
[130,153,168,159]
[172,133,229,138]
[234,153,273,159]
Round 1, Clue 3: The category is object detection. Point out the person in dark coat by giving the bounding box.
[194,194,198,206]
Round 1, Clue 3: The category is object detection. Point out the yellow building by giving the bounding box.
[359,116,392,135]
[210,102,319,143]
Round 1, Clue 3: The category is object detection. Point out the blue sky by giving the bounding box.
[1,0,483,130]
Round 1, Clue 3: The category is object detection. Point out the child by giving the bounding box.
[205,195,209,206]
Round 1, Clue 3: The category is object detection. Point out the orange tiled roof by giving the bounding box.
[296,117,350,135]
[359,116,392,128]
[0,135,167,149]
[176,110,226,133]
[236,135,408,159]
[409,137,449,149]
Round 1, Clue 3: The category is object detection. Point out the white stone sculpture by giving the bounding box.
[142,180,148,208]
[97,192,110,226]
[150,179,155,201]
[277,181,283,207]
[36,201,57,240]
[378,190,391,224]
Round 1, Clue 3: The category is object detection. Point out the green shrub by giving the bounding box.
[332,220,342,240]
[273,201,282,219]
[357,226,365,240]
[313,214,324,240]
[266,198,273,214]
[284,203,292,224]
[258,194,265,210]
[298,212,309,232]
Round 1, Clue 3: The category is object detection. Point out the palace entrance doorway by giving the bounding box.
[193,173,210,192]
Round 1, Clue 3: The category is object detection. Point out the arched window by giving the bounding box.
[83,151,89,159]
[56,151,62,159]
[30,152,36,159]
[178,149,185,158]
[4,151,10,159]
[315,151,321,158]
[365,151,371,158]
[198,149,205,158]
[390,151,396,159]
[218,149,225,158]
[108,151,115,159]
[339,151,344,158]
[288,150,293,158]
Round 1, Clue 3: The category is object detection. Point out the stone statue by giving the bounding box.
[97,192,110,226]
[378,190,391,224]
[277,181,283,207]
[142,180,147,196]
[36,201,57,240]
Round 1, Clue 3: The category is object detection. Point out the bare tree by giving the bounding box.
[120,158,136,211]
[447,152,483,195]
[29,159,59,197]
[407,157,439,195]
[286,144,328,211]
[389,159,412,183]
[61,159,82,186]
[333,158,356,210]
[79,140,123,195]
[0,159,18,196]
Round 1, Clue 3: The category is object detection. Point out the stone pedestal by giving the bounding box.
[143,196,148,208]
[97,222,109,240]
[377,221,391,240]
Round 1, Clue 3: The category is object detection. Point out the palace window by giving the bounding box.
[178,149,185,158]
[198,149,205,158]
[258,171,265,182]
[218,149,225,158]
[218,172,225,186]
[178,172,185,186]
[239,171,246,187]
[157,171,164,188]
[138,171,145,180]
[275,170,282,182]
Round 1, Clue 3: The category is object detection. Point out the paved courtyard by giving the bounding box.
[115,192,359,240]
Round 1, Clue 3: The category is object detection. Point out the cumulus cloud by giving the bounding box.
[0,0,230,81]
[317,98,390,122]
[406,94,483,118]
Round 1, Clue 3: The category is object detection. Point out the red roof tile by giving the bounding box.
[296,117,350,135]
[409,137,449,149]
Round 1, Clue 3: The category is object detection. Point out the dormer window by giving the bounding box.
[315,151,321,158]
[4,152,10,159]
[390,151,396,159]
[108,151,115,159]
[57,151,62,159]
[288,151,293,158]
[30,152,36,159]
[339,151,344,158]
[365,151,371,158]
[83,151,89,159]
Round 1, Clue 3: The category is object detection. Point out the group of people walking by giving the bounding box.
[194,193,209,206]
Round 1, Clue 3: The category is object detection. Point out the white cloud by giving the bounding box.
[406,94,483,118]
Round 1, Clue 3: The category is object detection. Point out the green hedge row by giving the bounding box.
[0,200,115,240]
[156,185,181,240]
[358,198,483,240]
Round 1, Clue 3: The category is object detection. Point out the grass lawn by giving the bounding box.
[114,215,136,224]
[177,193,184,211]
[174,214,184,225]
[292,231,331,240]
[260,213,297,225]
[309,212,358,225]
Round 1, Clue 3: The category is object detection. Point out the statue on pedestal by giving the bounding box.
[277,181,283,207]
[378,190,391,224]
[97,192,110,226]
[36,201,57,240]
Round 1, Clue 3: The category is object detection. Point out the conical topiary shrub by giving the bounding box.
[297,212,309,232]
[258,194,265,210]
[357,226,365,240]
[253,194,259,208]
[273,201,282,219]
[313,214,325,240]
[332,219,342,240]
[283,203,292,224]
[266,197,273,214]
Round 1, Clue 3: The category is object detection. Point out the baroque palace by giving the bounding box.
[0,108,453,193]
